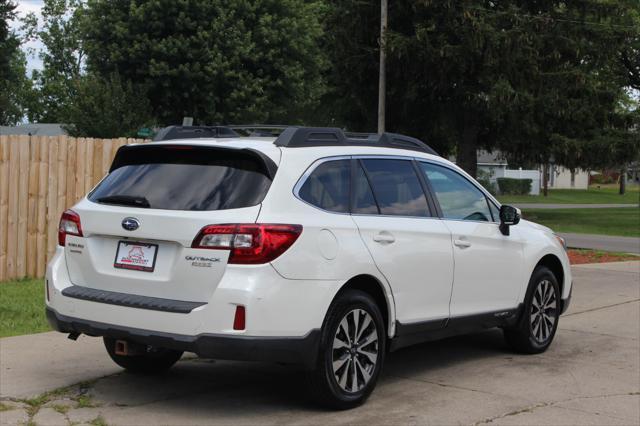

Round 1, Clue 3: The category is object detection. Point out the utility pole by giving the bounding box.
[377,0,388,134]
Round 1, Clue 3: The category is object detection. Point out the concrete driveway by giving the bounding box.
[1,262,639,425]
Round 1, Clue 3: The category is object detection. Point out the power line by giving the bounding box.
[464,6,638,31]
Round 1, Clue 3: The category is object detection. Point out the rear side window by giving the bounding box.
[298,160,350,213]
[361,159,430,217]
[90,145,273,211]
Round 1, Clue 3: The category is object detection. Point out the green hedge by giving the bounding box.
[497,178,532,195]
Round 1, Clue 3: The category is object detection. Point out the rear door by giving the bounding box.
[417,161,525,317]
[65,144,276,302]
[351,158,454,325]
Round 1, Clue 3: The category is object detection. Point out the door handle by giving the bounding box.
[373,232,395,244]
[453,239,471,248]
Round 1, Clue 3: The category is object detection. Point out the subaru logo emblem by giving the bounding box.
[121,217,140,231]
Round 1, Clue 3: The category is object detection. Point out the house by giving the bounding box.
[476,150,508,179]
[0,123,67,136]
[542,164,589,189]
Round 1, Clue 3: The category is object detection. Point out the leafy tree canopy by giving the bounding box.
[83,0,328,125]
[0,0,31,125]
[322,0,638,178]
[63,72,153,138]
[21,0,86,122]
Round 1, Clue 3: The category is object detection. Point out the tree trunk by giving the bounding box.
[542,163,549,197]
[458,116,478,178]
[619,166,626,195]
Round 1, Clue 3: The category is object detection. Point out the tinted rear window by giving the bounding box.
[90,145,273,211]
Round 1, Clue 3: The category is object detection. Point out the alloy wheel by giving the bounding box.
[331,309,379,393]
[530,279,557,343]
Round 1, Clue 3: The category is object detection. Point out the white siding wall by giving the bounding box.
[547,166,589,189]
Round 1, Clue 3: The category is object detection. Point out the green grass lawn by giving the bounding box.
[498,186,640,205]
[0,278,50,338]
[523,207,640,237]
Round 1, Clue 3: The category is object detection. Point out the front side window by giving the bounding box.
[420,162,492,222]
[488,200,500,222]
[298,160,350,213]
[361,159,430,217]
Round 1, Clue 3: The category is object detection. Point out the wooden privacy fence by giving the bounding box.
[0,135,148,282]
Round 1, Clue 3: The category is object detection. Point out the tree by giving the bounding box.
[322,1,637,181]
[21,0,86,122]
[82,0,328,125]
[619,7,640,90]
[63,73,153,138]
[502,1,638,195]
[0,0,31,125]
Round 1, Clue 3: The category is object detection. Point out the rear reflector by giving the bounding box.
[58,210,83,246]
[191,224,302,264]
[233,305,246,330]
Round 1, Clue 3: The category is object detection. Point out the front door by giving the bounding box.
[418,161,525,317]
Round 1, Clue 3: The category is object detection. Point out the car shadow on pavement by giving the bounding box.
[84,329,511,414]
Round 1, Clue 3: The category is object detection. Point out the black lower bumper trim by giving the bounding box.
[61,285,205,314]
[46,307,320,368]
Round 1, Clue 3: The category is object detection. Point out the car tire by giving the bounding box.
[103,337,183,374]
[306,289,386,409]
[504,266,561,354]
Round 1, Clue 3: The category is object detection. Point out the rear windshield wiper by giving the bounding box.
[96,195,151,208]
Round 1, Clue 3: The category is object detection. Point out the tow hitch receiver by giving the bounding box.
[114,340,128,356]
[114,339,146,356]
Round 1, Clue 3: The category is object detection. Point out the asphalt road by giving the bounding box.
[1,261,639,425]
[514,203,638,209]
[559,232,640,254]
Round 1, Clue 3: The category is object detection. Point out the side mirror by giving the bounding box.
[499,205,521,236]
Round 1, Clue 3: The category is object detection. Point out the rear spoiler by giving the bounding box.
[109,144,278,180]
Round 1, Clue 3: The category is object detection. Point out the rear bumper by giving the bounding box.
[46,307,320,368]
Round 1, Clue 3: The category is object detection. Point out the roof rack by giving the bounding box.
[273,127,438,156]
[153,125,438,156]
[153,125,239,141]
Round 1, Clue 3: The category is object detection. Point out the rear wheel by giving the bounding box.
[103,337,183,374]
[504,266,560,354]
[306,290,386,409]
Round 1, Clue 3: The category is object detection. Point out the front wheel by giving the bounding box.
[504,266,560,354]
[103,337,183,374]
[306,290,386,409]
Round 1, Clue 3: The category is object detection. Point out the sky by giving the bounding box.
[12,0,44,74]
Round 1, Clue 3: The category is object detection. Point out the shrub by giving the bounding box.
[497,178,532,195]
[476,169,497,195]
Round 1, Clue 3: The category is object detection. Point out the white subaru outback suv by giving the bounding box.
[46,125,572,408]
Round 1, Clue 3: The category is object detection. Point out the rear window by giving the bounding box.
[89,145,273,211]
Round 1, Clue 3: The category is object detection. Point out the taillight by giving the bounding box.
[58,209,83,246]
[191,224,302,264]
